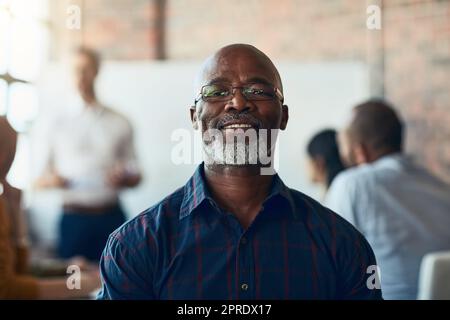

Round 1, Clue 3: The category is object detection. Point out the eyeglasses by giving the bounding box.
[194,82,284,105]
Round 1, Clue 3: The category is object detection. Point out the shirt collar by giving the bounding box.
[264,172,298,218]
[179,163,297,220]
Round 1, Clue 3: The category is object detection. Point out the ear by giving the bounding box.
[353,143,370,165]
[280,105,289,130]
[190,106,199,130]
[314,156,326,173]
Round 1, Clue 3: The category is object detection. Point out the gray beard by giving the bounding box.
[203,138,260,166]
[202,128,274,166]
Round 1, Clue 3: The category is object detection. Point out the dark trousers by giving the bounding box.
[57,203,126,262]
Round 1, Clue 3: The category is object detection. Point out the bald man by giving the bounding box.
[326,99,450,299]
[98,44,382,300]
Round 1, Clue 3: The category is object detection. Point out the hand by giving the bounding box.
[107,164,141,189]
[35,172,68,189]
[48,173,68,188]
[107,165,126,189]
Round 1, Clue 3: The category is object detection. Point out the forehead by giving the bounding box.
[200,49,280,86]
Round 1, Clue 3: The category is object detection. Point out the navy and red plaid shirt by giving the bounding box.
[98,163,382,300]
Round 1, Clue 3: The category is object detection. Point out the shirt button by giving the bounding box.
[240,237,248,245]
[241,283,249,291]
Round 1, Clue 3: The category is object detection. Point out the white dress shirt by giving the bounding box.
[325,153,450,299]
[46,102,139,207]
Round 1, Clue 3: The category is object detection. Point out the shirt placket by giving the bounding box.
[226,214,256,300]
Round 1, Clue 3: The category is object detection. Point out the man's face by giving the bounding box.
[191,47,288,166]
[73,53,97,96]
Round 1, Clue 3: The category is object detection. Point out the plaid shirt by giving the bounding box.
[98,163,382,300]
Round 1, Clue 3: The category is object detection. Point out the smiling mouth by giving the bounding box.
[222,123,255,129]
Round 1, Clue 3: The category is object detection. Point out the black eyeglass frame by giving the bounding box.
[194,83,284,105]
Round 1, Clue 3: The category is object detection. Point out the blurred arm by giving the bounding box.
[34,169,68,189]
[108,119,142,189]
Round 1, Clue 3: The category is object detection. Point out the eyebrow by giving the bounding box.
[245,77,274,86]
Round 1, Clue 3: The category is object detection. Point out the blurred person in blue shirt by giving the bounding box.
[326,99,450,299]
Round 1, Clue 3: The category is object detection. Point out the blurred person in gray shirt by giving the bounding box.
[326,99,450,300]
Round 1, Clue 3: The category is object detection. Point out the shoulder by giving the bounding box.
[334,164,376,187]
[290,188,363,237]
[288,188,378,293]
[326,165,377,205]
[332,155,412,189]
[100,106,133,133]
[288,188,372,259]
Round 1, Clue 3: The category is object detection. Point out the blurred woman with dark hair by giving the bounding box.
[306,129,346,195]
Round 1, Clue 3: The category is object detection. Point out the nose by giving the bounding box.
[224,88,252,112]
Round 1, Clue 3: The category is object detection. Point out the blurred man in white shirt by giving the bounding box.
[35,48,141,262]
[326,99,450,300]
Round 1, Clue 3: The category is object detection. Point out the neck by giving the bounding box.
[80,89,97,106]
[204,164,274,229]
[369,148,401,163]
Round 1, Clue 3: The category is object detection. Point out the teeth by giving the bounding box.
[223,124,253,129]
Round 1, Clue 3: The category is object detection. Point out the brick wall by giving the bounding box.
[49,0,450,182]
[166,0,369,61]
[383,0,450,181]
[49,0,164,59]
